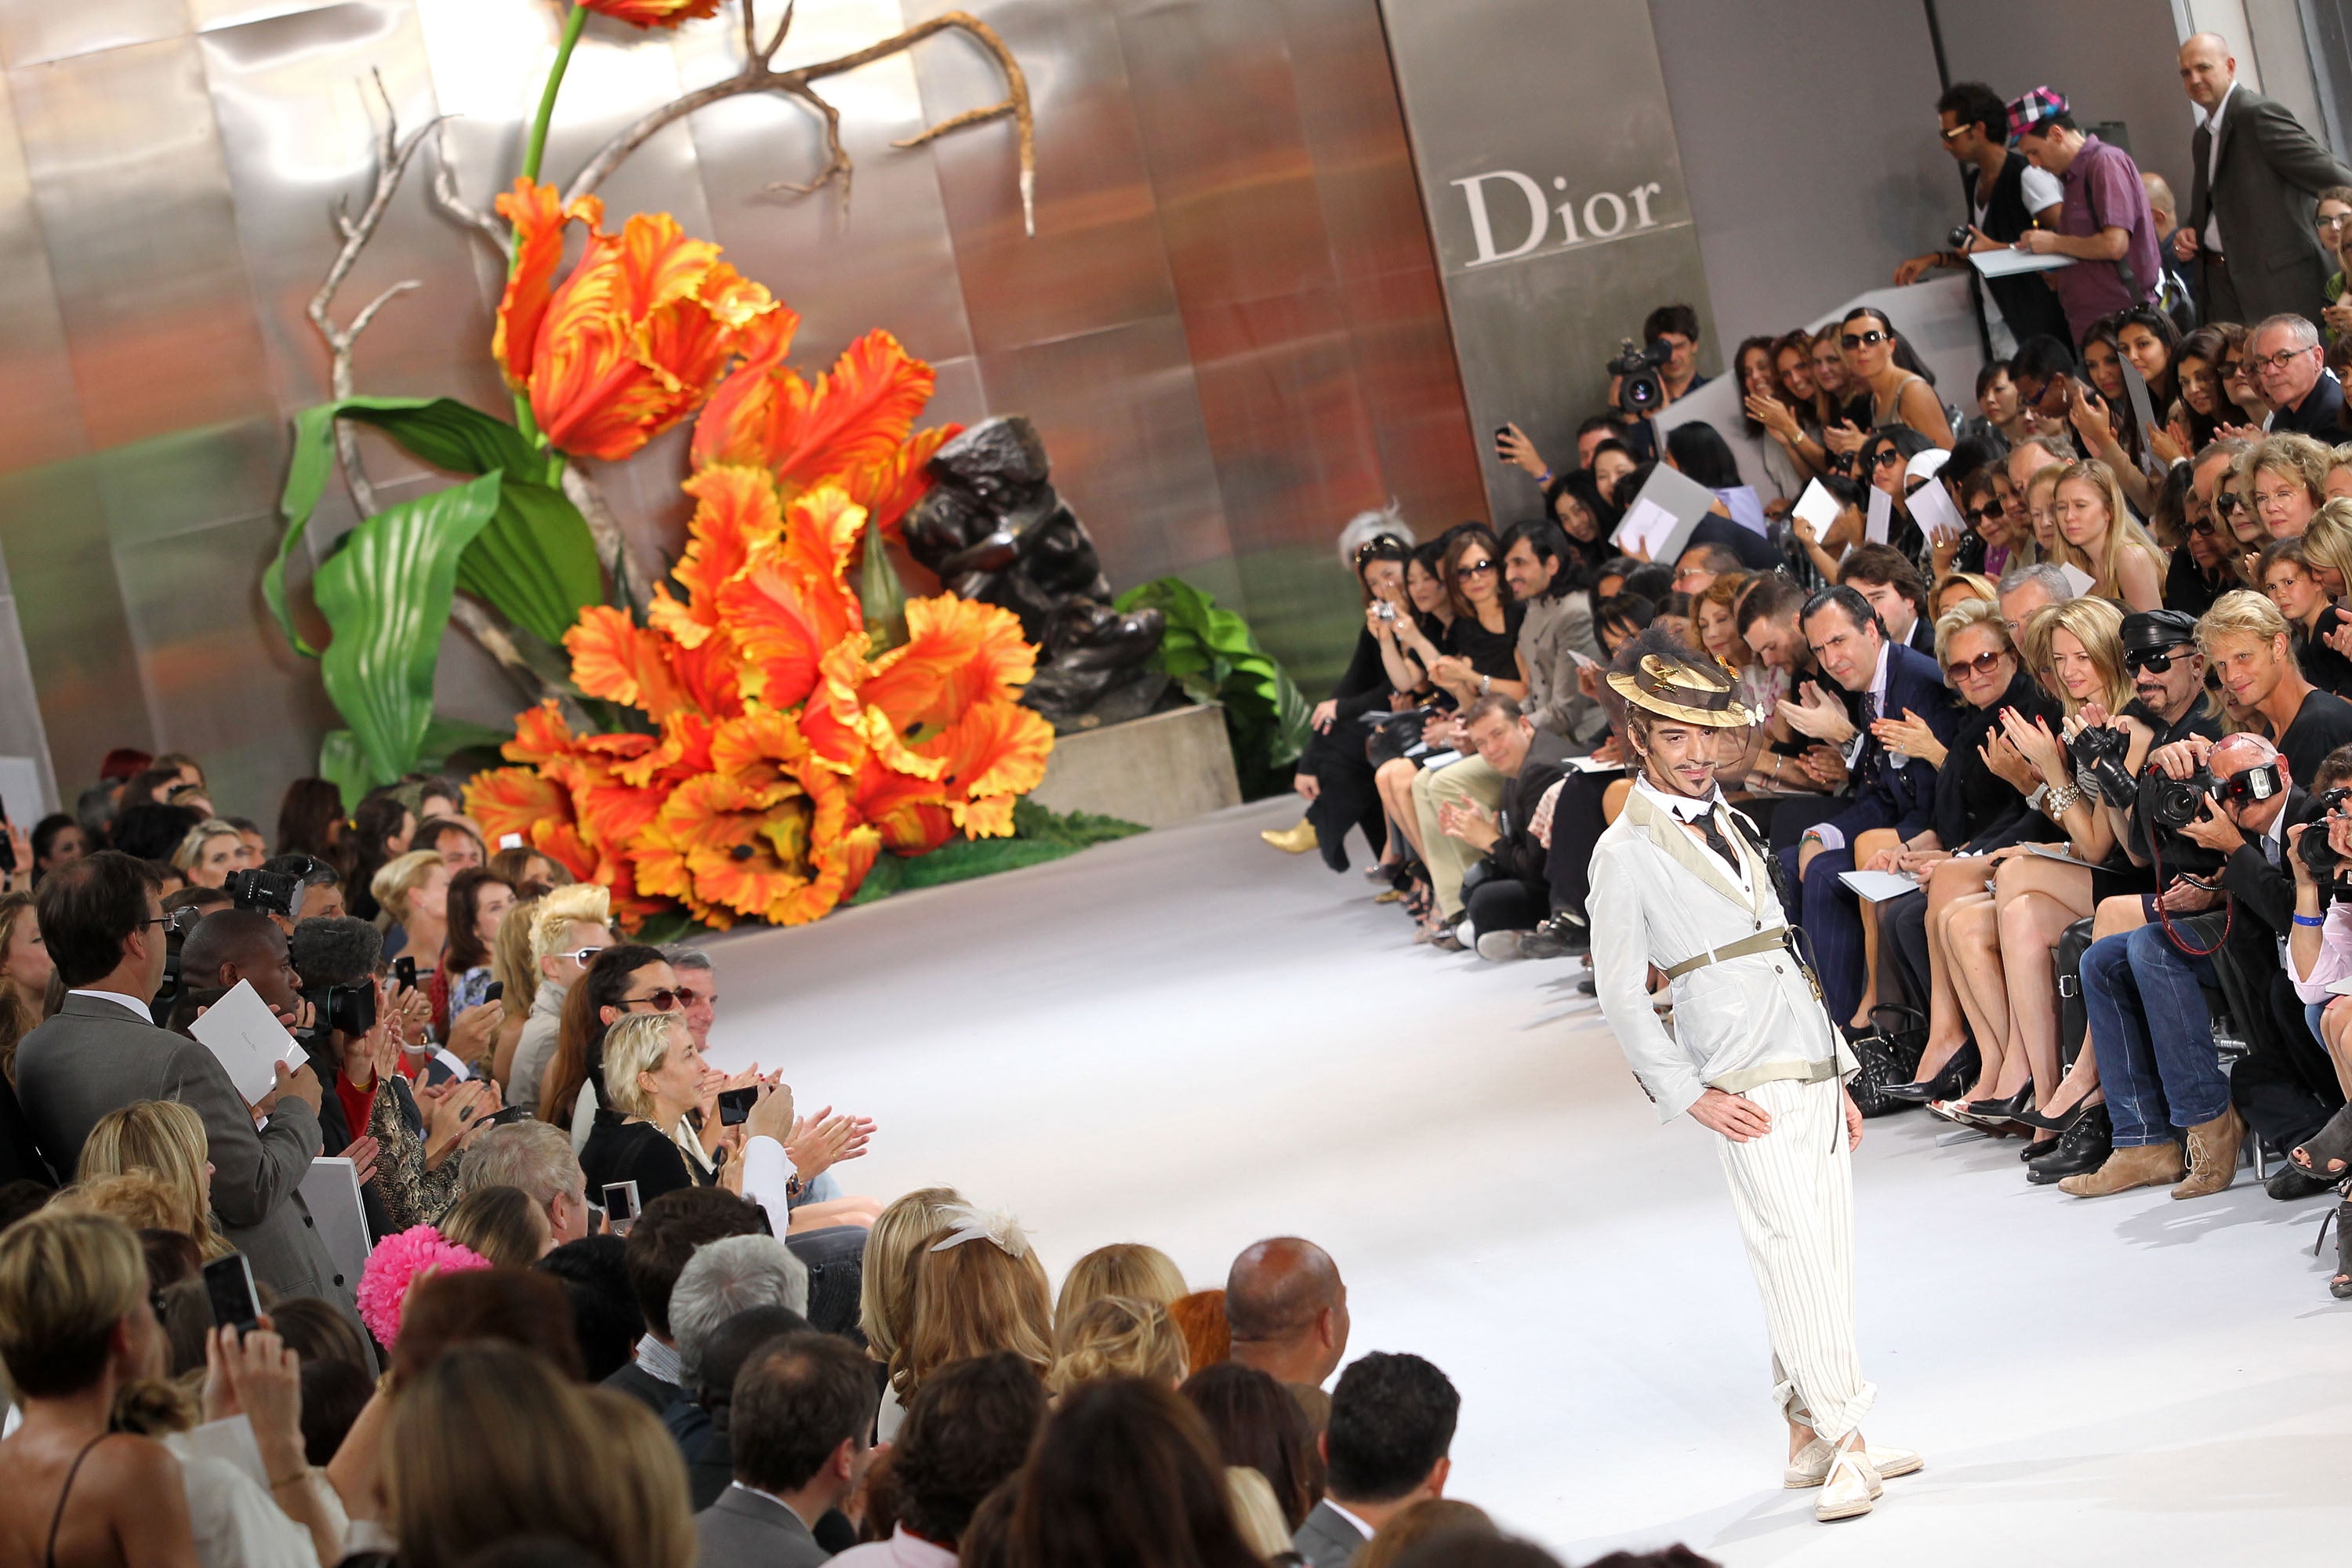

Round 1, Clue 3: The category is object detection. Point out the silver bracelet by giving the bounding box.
[2045,783,2081,818]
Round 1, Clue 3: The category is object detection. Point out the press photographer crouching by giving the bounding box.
[2071,730,2351,1202]
[2281,780,2352,1294]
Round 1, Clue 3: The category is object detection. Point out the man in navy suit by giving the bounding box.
[1778,586,1961,1024]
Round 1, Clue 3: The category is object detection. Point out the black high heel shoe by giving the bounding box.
[1879,1043,1980,1105]
[2009,1097,2089,1133]
[1956,1086,2036,1127]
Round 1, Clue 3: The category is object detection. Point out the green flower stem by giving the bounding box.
[510,2,590,445]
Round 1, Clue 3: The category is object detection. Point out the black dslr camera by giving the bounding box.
[1947,220,1975,255]
[2066,724,2136,806]
[2299,786,2352,897]
[2140,758,2286,873]
[223,854,318,922]
[1609,338,1675,418]
[292,982,377,1049]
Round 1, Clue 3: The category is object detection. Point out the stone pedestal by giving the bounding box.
[1027,703,1243,828]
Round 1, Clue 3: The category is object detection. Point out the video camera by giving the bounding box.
[292,981,377,1049]
[1609,338,1675,419]
[223,853,319,922]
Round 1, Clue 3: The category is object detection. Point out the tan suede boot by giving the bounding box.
[2059,1142,2184,1197]
[2172,1105,2245,1200]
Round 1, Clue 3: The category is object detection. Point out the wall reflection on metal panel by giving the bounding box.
[0,69,84,476]
[0,0,187,72]
[10,36,279,448]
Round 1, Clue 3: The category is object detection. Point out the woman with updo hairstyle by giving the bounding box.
[1056,1240,1188,1326]
[1048,1294,1189,1395]
[439,1183,554,1266]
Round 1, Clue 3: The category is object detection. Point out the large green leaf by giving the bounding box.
[315,472,503,788]
[268,397,601,655]
[1114,576,1313,794]
[318,730,376,811]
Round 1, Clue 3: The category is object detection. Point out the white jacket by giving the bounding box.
[1588,781,1853,1122]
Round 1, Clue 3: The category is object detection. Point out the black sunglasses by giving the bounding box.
[1871,448,1904,469]
[620,988,687,1012]
[1842,329,1889,350]
[2187,515,2219,537]
[2216,490,2248,514]
[1457,558,1497,577]
[1965,502,2005,524]
[2123,644,2194,673]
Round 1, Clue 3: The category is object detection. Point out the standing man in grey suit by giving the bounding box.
[2176,32,2352,326]
[1292,1353,1459,1568]
[694,1331,875,1568]
[13,851,354,1323]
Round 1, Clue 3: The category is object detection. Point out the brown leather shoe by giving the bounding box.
[2058,1142,2184,1197]
[2172,1105,2245,1200]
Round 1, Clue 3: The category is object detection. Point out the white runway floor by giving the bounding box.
[701,795,2352,1565]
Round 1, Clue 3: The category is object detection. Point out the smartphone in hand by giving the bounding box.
[717,1087,759,1127]
[203,1252,261,1337]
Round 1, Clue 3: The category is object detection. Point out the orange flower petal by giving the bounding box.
[465,767,572,846]
[504,700,584,768]
[492,181,601,387]
[689,307,799,473]
[929,699,1055,835]
[708,707,811,801]
[840,423,960,541]
[564,606,691,719]
[766,331,937,491]
[580,0,723,30]
[662,467,785,648]
[862,594,1036,733]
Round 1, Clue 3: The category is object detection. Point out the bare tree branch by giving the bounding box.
[561,463,654,615]
[427,118,509,260]
[562,10,1036,236]
[307,70,451,517]
[450,599,594,727]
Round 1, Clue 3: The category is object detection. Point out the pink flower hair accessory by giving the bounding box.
[356,1225,490,1345]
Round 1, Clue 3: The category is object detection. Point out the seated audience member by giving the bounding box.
[1057,1240,1189,1323]
[1784,586,1962,1023]
[1184,1359,1321,1536]
[2244,431,2330,542]
[414,815,486,871]
[274,777,347,873]
[1295,1353,1462,1568]
[170,819,244,891]
[15,852,354,1319]
[670,1235,809,1423]
[1838,544,1936,655]
[440,1183,554,1266]
[1545,470,1615,579]
[1225,1236,1349,1394]
[1837,304,1954,448]
[439,866,515,1052]
[859,1185,967,1439]
[2045,459,2166,611]
[385,1343,694,1568]
[1007,1377,1267,1568]
[1670,542,1745,601]
[1049,1294,1189,1393]
[0,1212,203,1564]
[1433,696,1573,961]
[506,882,613,1116]
[162,906,300,1034]
[1170,1287,1234,1375]
[289,914,482,1233]
[1504,518,1606,746]
[74,1099,229,1258]
[891,1203,1054,1413]
[2172,442,2251,615]
[673,1302,808,1508]
[488,893,542,1086]
[539,1232,643,1382]
[1357,1501,1501,1568]
[695,1331,876,1568]
[1786,474,1867,586]
[610,1186,769,1415]
[32,813,89,882]
[1279,535,1415,872]
[2253,314,2343,438]
[372,849,452,975]
[461,1118,596,1246]
[2071,729,2324,1201]
[829,1352,1049,1568]
[580,1012,801,1240]
[343,790,415,923]
[2259,535,2352,694]
[1997,559,2076,644]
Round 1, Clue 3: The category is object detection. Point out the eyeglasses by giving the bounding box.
[2252,347,2318,372]
[2321,213,2352,232]
[620,988,688,1012]
[1841,329,1889,350]
[1938,124,1969,143]
[1870,448,1904,469]
[1457,559,1496,577]
[1944,649,2007,680]
[2123,645,2193,673]
[562,947,607,966]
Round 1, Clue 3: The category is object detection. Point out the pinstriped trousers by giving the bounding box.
[1714,1075,1876,1442]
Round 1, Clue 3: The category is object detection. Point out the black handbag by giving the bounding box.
[1366,706,1435,770]
[1847,1004,1928,1118]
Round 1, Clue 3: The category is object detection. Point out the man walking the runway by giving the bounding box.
[1587,633,1920,1523]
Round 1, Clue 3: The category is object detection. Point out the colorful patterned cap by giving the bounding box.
[2006,86,2069,143]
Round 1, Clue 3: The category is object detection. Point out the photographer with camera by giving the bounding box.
[1894,83,2072,351]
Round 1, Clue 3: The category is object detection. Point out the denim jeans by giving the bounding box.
[2080,924,2230,1147]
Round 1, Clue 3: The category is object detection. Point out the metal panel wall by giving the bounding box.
[0,0,1479,816]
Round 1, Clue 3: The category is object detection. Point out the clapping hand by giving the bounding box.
[786,1107,876,1181]
[1979,730,2037,793]
[1778,681,1857,744]
[1437,799,1500,851]
[1871,707,1944,766]
[344,1134,381,1188]
[1998,706,2068,782]
[1798,745,1849,789]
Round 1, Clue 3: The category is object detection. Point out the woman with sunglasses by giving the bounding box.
[1853,427,1939,567]
[1940,598,2135,1133]
[543,943,684,1143]
[1838,306,1952,448]
[2049,459,2165,611]
[2216,323,2274,428]
[1958,470,2024,579]
[579,1010,796,1218]
[1867,600,2058,1062]
[1424,527,1526,705]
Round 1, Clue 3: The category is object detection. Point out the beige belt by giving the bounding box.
[1661,927,1793,980]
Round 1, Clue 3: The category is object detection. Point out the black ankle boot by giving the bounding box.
[2027,1103,2111,1185]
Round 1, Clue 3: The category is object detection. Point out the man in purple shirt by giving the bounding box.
[2006,87,2161,343]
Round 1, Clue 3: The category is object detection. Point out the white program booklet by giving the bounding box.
[1907,477,1969,545]
[1792,478,1842,535]
[299,1157,372,1282]
[187,980,307,1104]
[1969,248,2074,278]
[1838,869,1921,902]
[2057,563,2097,597]
[1864,486,1893,545]
[1613,462,1718,562]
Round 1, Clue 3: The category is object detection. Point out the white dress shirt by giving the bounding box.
[2201,82,2237,254]
[67,987,154,1022]
[1806,642,1892,855]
